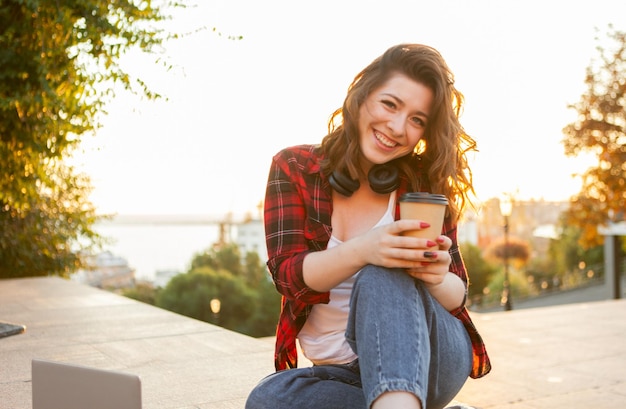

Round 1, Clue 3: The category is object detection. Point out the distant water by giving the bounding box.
[94,219,223,283]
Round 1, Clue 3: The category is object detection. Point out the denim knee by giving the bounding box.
[245,372,277,409]
[246,366,365,409]
[354,265,416,299]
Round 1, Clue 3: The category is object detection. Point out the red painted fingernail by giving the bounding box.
[420,222,431,228]
[421,262,432,266]
[436,237,445,243]
[426,240,437,247]
[424,251,438,259]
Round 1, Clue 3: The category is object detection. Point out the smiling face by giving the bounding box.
[357,73,433,169]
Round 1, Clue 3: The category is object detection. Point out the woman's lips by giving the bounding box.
[374,131,398,148]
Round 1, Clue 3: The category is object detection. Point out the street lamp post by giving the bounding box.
[500,197,513,311]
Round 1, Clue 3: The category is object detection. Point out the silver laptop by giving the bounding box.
[32,359,142,409]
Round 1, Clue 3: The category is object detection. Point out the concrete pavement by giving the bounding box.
[0,277,274,409]
[1,277,625,408]
[455,299,626,408]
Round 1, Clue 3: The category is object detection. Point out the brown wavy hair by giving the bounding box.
[319,43,477,220]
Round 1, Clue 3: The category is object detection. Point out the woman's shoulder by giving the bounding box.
[273,144,323,166]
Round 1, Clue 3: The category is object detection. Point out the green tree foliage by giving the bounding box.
[525,256,559,291]
[460,242,497,303]
[0,0,179,277]
[245,275,281,337]
[193,245,282,337]
[156,268,256,331]
[155,245,281,337]
[482,268,533,306]
[562,26,626,248]
[546,215,605,280]
[243,251,269,287]
[238,249,281,337]
[122,281,159,305]
[191,243,243,277]
[548,215,586,276]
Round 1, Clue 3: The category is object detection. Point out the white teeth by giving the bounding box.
[375,131,396,147]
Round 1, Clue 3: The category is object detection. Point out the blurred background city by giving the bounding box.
[2,0,625,339]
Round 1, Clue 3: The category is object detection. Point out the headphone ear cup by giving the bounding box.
[368,164,400,194]
[329,170,360,197]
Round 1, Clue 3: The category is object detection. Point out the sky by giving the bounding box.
[71,0,626,218]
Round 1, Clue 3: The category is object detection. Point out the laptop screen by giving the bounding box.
[32,359,142,409]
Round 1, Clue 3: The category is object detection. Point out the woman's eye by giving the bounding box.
[381,100,396,109]
[411,116,425,126]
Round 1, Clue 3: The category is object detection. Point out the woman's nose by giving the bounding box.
[387,114,405,136]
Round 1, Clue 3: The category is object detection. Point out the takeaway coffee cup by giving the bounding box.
[399,192,448,239]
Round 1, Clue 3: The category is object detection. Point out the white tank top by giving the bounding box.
[298,191,397,365]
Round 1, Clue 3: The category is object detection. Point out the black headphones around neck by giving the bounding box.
[329,164,400,197]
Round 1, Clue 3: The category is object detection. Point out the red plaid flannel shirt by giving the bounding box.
[263,144,491,379]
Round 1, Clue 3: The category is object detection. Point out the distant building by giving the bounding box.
[475,198,569,257]
[458,210,479,246]
[72,251,136,289]
[236,218,267,264]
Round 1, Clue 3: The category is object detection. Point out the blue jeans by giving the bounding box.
[246,265,473,409]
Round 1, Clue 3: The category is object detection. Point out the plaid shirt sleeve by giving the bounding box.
[264,146,331,304]
[264,145,332,370]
